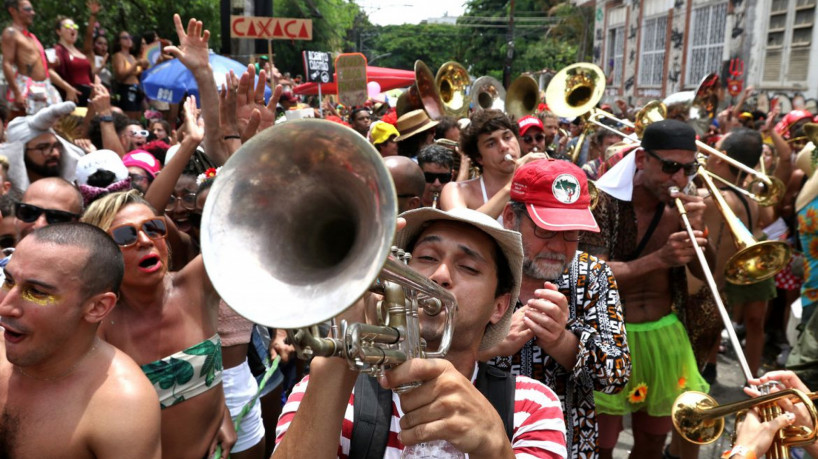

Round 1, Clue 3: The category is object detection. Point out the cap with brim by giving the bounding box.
[370,121,400,145]
[641,119,697,152]
[518,115,544,136]
[511,159,600,232]
[394,207,522,351]
[395,109,439,142]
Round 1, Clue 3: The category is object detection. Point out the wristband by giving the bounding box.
[721,445,756,459]
[223,135,241,140]
[98,115,113,123]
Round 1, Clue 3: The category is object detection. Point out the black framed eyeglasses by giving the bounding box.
[15,203,79,224]
[644,149,699,176]
[24,141,63,156]
[108,217,167,248]
[423,172,451,184]
[522,133,546,144]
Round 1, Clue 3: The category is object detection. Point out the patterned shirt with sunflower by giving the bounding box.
[489,250,631,459]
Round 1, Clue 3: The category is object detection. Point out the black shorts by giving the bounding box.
[115,83,144,112]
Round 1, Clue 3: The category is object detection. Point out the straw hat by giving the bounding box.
[395,109,439,142]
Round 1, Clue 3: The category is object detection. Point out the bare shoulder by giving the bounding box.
[440,177,481,209]
[84,344,161,458]
[93,343,157,406]
[1,27,17,41]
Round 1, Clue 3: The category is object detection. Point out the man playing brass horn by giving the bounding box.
[274,208,568,458]
[440,109,546,222]
[580,119,712,459]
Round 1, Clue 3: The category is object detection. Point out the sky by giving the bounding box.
[355,0,468,26]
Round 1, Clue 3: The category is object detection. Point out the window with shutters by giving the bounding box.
[763,0,815,85]
[686,3,727,87]
[638,15,668,88]
[608,26,625,86]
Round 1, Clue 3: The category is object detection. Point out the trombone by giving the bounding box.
[545,63,785,206]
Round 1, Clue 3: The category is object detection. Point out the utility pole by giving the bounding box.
[503,0,515,88]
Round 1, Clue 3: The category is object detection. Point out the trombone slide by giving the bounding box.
[670,186,756,384]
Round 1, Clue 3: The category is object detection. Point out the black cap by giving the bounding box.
[641,119,697,152]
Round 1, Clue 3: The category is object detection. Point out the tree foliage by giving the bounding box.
[269,0,363,77]
[24,0,219,51]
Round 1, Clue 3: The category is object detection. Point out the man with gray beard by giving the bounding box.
[482,159,631,459]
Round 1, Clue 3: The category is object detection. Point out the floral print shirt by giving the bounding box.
[489,251,631,459]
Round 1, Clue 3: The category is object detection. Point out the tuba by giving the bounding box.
[663,73,724,137]
[396,60,445,120]
[471,75,506,112]
[435,61,471,118]
[505,75,540,120]
[200,119,457,376]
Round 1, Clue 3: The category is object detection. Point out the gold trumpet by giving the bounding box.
[673,389,818,459]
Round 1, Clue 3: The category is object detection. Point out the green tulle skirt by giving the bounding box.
[595,313,709,417]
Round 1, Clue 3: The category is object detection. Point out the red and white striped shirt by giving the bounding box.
[275,372,567,458]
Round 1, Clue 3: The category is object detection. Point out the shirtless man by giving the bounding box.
[688,128,770,379]
[0,223,160,458]
[1,0,73,116]
[440,109,546,221]
[579,119,712,459]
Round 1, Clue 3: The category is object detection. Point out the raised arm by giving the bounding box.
[88,80,125,156]
[164,14,226,165]
[83,0,100,58]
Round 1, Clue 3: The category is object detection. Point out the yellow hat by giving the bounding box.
[370,121,400,145]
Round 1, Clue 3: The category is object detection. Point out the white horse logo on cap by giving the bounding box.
[552,174,580,204]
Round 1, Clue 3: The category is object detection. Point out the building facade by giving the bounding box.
[587,0,817,113]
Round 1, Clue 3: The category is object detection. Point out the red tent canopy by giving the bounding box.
[293,65,415,96]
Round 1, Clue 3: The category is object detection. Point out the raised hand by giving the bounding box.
[234,64,282,142]
[164,14,211,74]
[181,95,204,146]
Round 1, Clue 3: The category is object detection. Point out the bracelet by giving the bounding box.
[721,445,756,459]
[98,115,113,123]
[223,135,241,140]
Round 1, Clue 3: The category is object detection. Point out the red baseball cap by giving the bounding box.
[517,115,544,136]
[510,159,599,232]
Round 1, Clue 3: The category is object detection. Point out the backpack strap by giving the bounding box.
[350,363,517,457]
[474,362,516,441]
[349,373,393,459]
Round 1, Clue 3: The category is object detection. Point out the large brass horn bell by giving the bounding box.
[397,60,445,120]
[505,75,540,119]
[435,61,471,118]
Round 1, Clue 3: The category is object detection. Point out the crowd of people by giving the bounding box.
[1,1,818,459]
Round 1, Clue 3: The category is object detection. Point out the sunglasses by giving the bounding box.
[15,203,79,224]
[19,6,33,12]
[424,172,451,184]
[62,23,79,30]
[130,129,149,138]
[522,133,546,144]
[644,149,699,176]
[120,35,132,40]
[109,217,167,247]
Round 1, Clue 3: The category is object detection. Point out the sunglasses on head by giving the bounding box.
[15,203,79,224]
[522,133,546,144]
[424,172,451,184]
[644,149,699,176]
[108,217,167,247]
